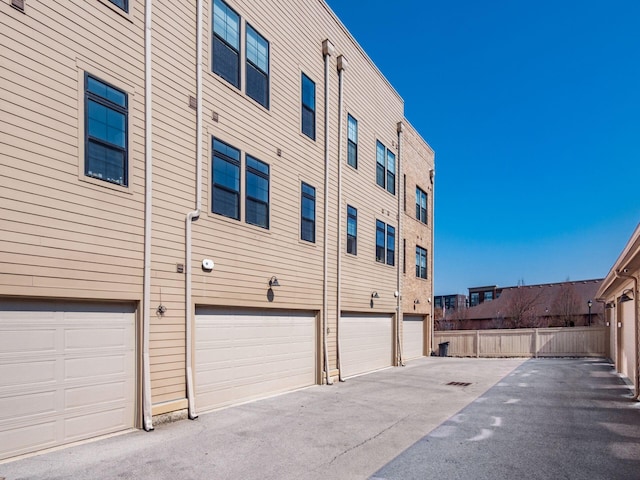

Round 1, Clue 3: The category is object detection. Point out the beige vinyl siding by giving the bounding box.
[1,0,145,300]
[147,0,199,404]
[2,0,435,426]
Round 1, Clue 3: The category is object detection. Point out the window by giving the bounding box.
[376,220,395,266]
[416,246,427,279]
[347,205,357,255]
[301,73,315,140]
[376,220,385,263]
[245,155,269,228]
[386,150,396,195]
[85,74,128,186]
[246,24,269,108]
[212,138,240,220]
[376,141,395,194]
[376,141,385,189]
[403,238,406,274]
[212,0,240,88]
[107,0,128,11]
[386,224,395,266]
[416,187,427,224]
[301,182,316,242]
[470,292,480,307]
[347,114,358,168]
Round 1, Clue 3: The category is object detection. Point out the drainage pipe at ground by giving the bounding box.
[396,121,404,367]
[142,0,154,432]
[183,0,203,419]
[322,39,334,386]
[336,54,347,382]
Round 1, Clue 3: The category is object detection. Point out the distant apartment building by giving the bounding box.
[0,0,434,460]
[434,294,467,310]
[435,280,604,330]
[468,285,501,306]
[463,280,603,329]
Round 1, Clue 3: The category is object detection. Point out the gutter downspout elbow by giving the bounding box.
[322,39,334,386]
[184,0,203,419]
[615,269,639,400]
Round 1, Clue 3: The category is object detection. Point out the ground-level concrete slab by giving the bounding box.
[2,357,637,480]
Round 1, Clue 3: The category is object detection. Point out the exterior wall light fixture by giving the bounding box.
[620,289,634,303]
[269,276,280,287]
[371,291,379,299]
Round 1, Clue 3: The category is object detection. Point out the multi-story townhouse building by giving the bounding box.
[596,224,639,401]
[0,0,434,460]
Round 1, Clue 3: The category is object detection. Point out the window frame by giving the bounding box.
[212,0,241,89]
[245,154,270,229]
[245,23,270,108]
[301,182,316,243]
[347,205,357,255]
[416,187,427,224]
[416,245,427,279]
[301,73,316,140]
[211,137,241,221]
[84,73,129,188]
[347,114,358,169]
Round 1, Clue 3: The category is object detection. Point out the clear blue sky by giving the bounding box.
[326,0,640,295]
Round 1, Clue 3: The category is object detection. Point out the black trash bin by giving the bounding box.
[438,341,449,357]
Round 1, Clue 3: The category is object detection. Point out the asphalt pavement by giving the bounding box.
[1,357,638,480]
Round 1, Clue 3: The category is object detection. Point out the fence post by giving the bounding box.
[534,328,538,358]
[476,329,480,358]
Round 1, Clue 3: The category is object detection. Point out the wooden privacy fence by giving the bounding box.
[433,327,608,358]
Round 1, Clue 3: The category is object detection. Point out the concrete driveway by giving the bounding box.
[1,357,638,480]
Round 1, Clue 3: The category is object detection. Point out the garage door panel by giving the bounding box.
[195,309,316,412]
[403,316,424,360]
[1,421,57,455]
[64,407,130,441]
[0,301,135,461]
[0,391,56,420]
[0,360,56,388]
[341,314,393,378]
[0,329,55,353]
[65,326,130,350]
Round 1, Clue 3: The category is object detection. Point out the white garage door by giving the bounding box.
[195,308,316,412]
[403,315,424,360]
[0,300,136,461]
[341,313,393,378]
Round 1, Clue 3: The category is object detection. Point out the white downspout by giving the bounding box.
[396,121,404,367]
[615,269,639,400]
[184,0,203,419]
[336,55,347,382]
[322,39,334,386]
[142,0,153,432]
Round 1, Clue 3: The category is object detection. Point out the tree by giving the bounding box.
[551,281,582,327]
[505,280,543,328]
